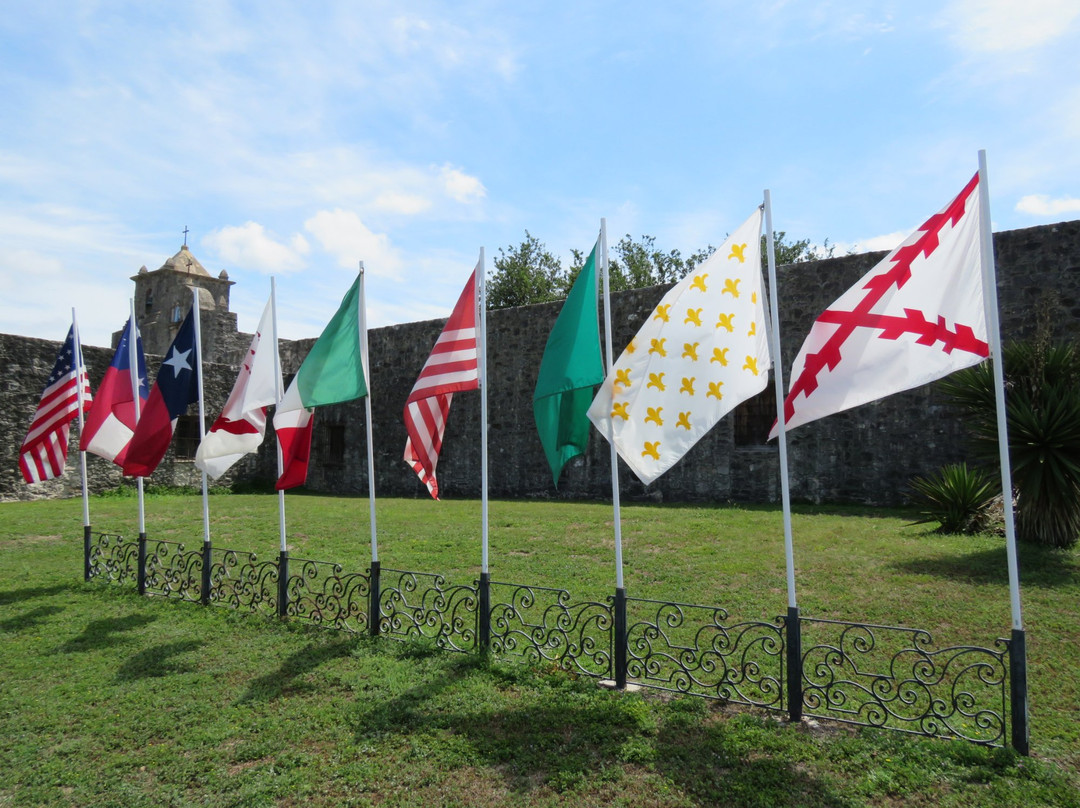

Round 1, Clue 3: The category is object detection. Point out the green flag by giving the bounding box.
[297,275,368,407]
[533,240,604,485]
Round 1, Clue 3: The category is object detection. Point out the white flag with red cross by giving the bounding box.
[770,172,989,438]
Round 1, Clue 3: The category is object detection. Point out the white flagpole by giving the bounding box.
[599,218,628,688]
[129,299,145,537]
[599,219,624,591]
[192,289,211,546]
[478,249,490,576]
[764,192,798,611]
[358,263,378,565]
[977,149,1027,753]
[72,307,90,530]
[272,278,287,555]
[764,190,804,722]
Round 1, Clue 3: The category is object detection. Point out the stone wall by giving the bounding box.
[3,218,1079,505]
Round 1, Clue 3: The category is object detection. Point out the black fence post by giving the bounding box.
[137,532,147,596]
[83,525,92,582]
[786,606,803,722]
[201,542,212,606]
[368,560,381,637]
[1010,628,1030,755]
[614,587,627,689]
[277,550,289,619]
[478,572,491,651]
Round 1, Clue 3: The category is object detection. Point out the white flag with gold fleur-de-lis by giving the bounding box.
[588,207,769,485]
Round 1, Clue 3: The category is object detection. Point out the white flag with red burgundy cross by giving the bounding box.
[770,172,988,438]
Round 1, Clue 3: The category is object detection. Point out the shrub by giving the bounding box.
[910,463,995,534]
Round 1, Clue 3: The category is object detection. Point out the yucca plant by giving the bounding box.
[940,339,1080,548]
[910,463,996,534]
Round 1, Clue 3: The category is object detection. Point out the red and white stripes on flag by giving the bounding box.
[403,268,480,499]
[20,325,93,484]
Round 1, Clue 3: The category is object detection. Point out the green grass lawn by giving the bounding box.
[0,492,1077,807]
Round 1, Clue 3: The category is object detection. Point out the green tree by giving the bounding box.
[766,231,835,266]
[487,231,566,309]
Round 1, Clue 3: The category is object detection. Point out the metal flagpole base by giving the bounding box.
[786,606,803,722]
[83,525,92,582]
[201,542,212,606]
[478,572,491,651]
[277,550,289,619]
[368,560,381,637]
[1010,628,1030,755]
[137,532,147,596]
[614,587,627,689]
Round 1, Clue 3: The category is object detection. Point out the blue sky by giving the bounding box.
[2,1,1078,349]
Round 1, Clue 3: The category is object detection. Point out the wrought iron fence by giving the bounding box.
[82,531,1016,751]
[799,618,1009,747]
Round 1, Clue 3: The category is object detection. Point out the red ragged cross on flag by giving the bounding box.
[403,266,480,499]
[770,172,989,438]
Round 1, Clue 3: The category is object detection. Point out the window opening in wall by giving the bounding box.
[171,303,184,323]
[144,290,154,313]
[173,415,201,460]
[733,385,777,447]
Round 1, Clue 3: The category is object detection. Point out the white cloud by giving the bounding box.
[202,222,308,273]
[1015,194,1080,217]
[943,0,1080,52]
[440,165,487,204]
[303,209,402,277]
[374,192,432,215]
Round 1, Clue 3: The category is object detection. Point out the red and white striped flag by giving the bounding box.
[20,325,93,484]
[403,267,480,499]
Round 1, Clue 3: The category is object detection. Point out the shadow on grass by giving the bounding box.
[0,583,74,606]
[0,604,64,632]
[891,544,1080,588]
[58,614,157,653]
[350,661,852,806]
[239,637,360,702]
[116,640,204,681]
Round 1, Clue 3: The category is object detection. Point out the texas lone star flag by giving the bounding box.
[403,266,479,499]
[80,316,148,466]
[770,172,988,438]
[195,296,280,479]
[589,207,769,485]
[122,307,200,477]
[273,275,367,490]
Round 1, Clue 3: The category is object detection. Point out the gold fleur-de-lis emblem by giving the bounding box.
[716,313,735,332]
[612,402,630,421]
[743,356,759,376]
[690,274,708,293]
[711,347,729,366]
[614,368,632,390]
[751,292,758,304]
[644,407,664,427]
[728,243,747,263]
[682,342,699,361]
[649,338,668,357]
[647,372,666,391]
[676,412,692,430]
[653,304,671,323]
[747,321,756,337]
[722,278,740,298]
[707,381,724,400]
[642,441,661,461]
[625,339,637,354]
[680,376,695,395]
[684,308,703,327]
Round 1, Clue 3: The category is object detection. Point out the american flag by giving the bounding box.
[403,268,480,499]
[19,325,93,484]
